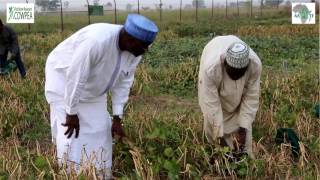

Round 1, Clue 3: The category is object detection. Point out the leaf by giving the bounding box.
[147,128,160,139]
[237,167,247,176]
[34,156,47,169]
[164,147,174,158]
[163,160,174,171]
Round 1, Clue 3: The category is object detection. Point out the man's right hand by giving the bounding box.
[62,114,80,138]
[111,115,125,139]
[219,137,228,147]
[235,127,246,152]
[8,53,17,61]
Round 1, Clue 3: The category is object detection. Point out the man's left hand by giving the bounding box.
[62,114,80,139]
[236,127,247,151]
[9,53,16,61]
[111,115,125,139]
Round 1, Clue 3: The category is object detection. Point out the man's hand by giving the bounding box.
[61,114,80,138]
[111,115,125,139]
[235,127,247,151]
[9,53,16,61]
[219,137,228,147]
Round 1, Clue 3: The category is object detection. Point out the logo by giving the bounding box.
[7,3,34,23]
[292,3,315,24]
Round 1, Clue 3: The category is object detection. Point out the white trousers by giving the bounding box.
[50,97,113,171]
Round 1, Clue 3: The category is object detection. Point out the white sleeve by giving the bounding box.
[111,57,141,116]
[198,67,224,138]
[238,60,262,129]
[64,39,99,115]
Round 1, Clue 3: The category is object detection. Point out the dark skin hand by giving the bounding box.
[112,115,125,139]
[234,127,247,152]
[212,130,247,163]
[219,137,228,147]
[9,54,16,60]
[62,114,80,138]
[218,128,246,152]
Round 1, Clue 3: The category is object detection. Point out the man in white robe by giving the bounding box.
[198,35,262,159]
[45,14,158,178]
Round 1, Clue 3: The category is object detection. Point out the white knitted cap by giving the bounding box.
[225,42,250,69]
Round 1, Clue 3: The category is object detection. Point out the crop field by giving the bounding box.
[0,10,319,179]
